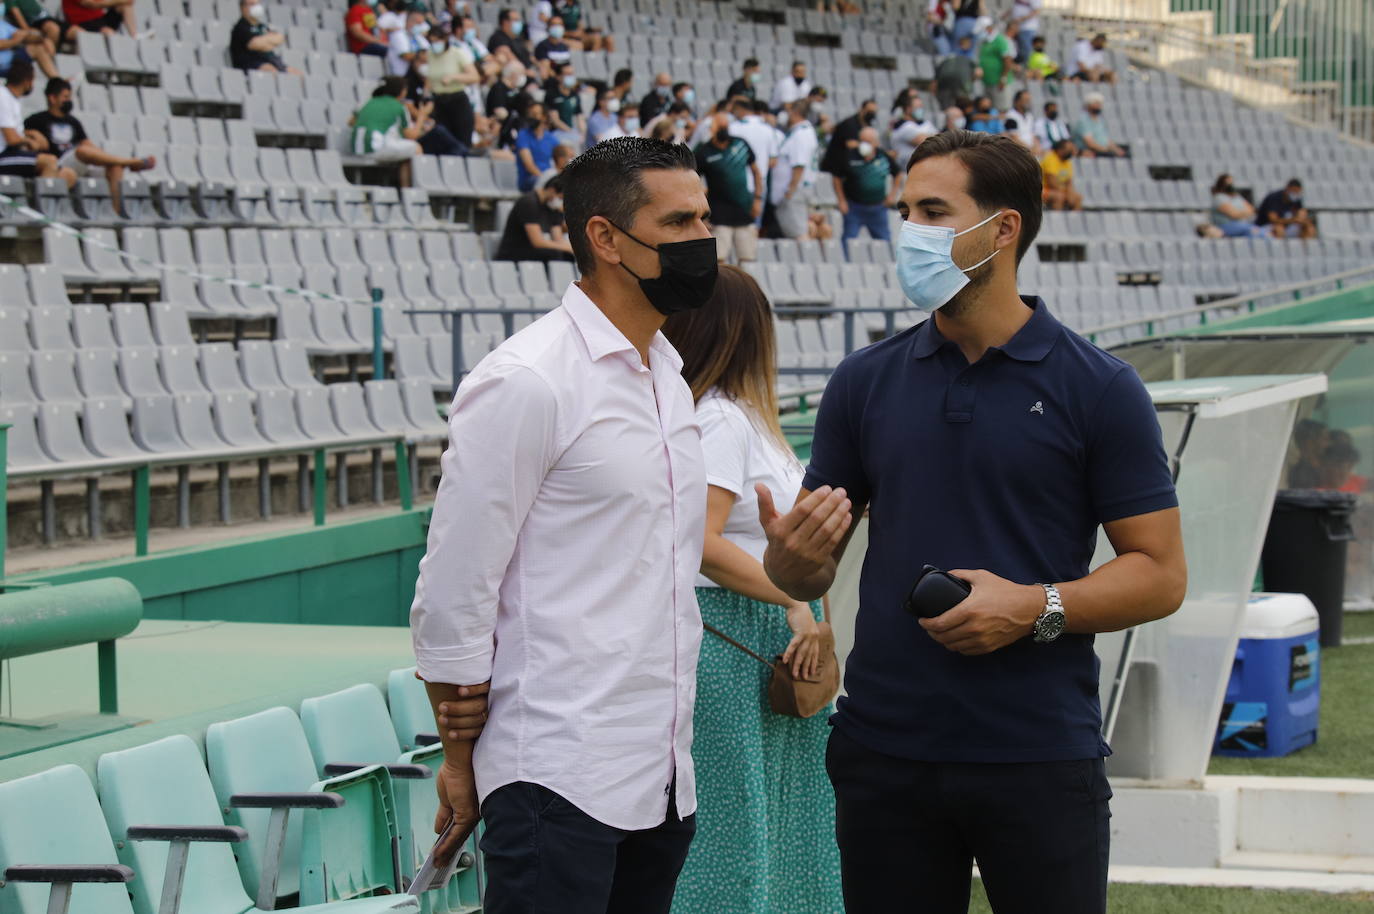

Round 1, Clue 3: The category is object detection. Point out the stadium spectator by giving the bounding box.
[454,14,489,62]
[514,100,557,191]
[349,75,425,186]
[977,21,1016,111]
[61,0,137,41]
[770,61,812,111]
[1025,34,1060,81]
[1035,99,1069,148]
[820,97,877,178]
[0,16,56,81]
[1006,89,1041,155]
[485,58,529,120]
[0,60,71,184]
[1209,174,1268,238]
[386,8,430,77]
[5,0,61,52]
[1319,437,1365,492]
[553,0,611,51]
[1072,92,1125,158]
[926,0,954,56]
[890,97,938,166]
[345,0,388,57]
[648,117,675,142]
[526,0,552,45]
[695,112,762,263]
[230,1,298,74]
[729,97,779,218]
[533,13,569,78]
[1289,418,1329,487]
[669,81,697,118]
[427,24,479,150]
[488,7,533,69]
[648,100,692,145]
[968,95,1002,134]
[770,100,819,240]
[951,0,980,50]
[639,71,674,122]
[1070,33,1115,83]
[585,89,620,145]
[835,125,898,252]
[608,66,633,103]
[26,76,152,210]
[934,35,977,110]
[542,60,581,145]
[686,98,718,146]
[1009,0,1040,62]
[597,99,639,140]
[1256,178,1317,239]
[1040,137,1081,210]
[942,104,965,131]
[495,170,573,261]
[727,59,761,102]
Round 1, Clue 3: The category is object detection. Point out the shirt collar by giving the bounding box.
[561,282,683,371]
[911,296,1060,363]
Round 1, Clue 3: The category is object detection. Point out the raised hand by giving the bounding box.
[757,484,852,592]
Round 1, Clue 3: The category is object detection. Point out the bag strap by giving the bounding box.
[702,622,777,670]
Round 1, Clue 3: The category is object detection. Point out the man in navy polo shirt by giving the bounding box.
[758,131,1187,913]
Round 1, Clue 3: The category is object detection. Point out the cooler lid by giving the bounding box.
[1243,592,1320,640]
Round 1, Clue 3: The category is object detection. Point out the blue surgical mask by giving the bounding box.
[510,19,523,34]
[895,211,1003,313]
[430,39,447,54]
[625,116,640,131]
[549,24,564,38]
[463,27,476,41]
[682,88,696,105]
[562,73,577,88]
[656,85,671,97]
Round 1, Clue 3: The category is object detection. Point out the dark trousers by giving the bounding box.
[419,124,468,157]
[433,92,475,151]
[826,727,1111,914]
[480,781,696,914]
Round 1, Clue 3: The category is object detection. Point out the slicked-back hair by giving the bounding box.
[563,136,697,275]
[908,130,1043,265]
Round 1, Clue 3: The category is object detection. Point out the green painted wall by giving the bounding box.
[1182,280,1374,334]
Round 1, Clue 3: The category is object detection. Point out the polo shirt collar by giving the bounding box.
[562,281,683,370]
[911,296,1061,363]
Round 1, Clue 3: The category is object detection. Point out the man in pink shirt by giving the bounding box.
[411,136,717,913]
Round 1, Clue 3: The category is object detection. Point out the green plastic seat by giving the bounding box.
[97,735,418,914]
[0,765,135,914]
[205,707,403,908]
[300,685,480,914]
[384,668,438,754]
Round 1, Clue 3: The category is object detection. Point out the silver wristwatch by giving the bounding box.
[1033,583,1067,643]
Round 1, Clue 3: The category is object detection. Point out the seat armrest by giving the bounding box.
[414,732,441,747]
[127,825,249,843]
[4,864,135,884]
[323,762,433,780]
[229,791,345,809]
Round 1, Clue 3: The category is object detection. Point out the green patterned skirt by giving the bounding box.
[672,587,844,914]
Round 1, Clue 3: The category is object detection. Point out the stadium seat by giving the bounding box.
[37,402,98,463]
[363,380,437,441]
[131,394,190,455]
[71,306,118,350]
[330,384,382,439]
[31,350,83,405]
[118,348,169,399]
[28,306,73,350]
[75,350,132,410]
[399,380,447,438]
[83,397,146,460]
[211,392,270,449]
[172,392,227,451]
[273,341,326,390]
[255,388,310,444]
[0,352,38,406]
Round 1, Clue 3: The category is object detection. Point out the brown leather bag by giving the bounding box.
[702,622,841,719]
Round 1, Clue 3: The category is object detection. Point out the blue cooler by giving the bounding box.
[1214,593,1320,757]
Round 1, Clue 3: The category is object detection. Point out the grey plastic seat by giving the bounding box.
[111,303,158,348]
[118,347,168,398]
[363,379,418,438]
[393,336,443,389]
[311,299,368,353]
[239,340,287,391]
[149,303,196,346]
[198,343,254,399]
[27,264,73,307]
[0,307,28,351]
[131,394,190,454]
[171,391,226,451]
[293,230,330,268]
[0,352,37,405]
[37,401,97,462]
[29,306,74,349]
[329,383,380,438]
[159,345,210,395]
[76,349,132,410]
[295,386,343,441]
[212,391,269,449]
[518,262,551,297]
[272,340,324,389]
[0,403,52,469]
[323,228,359,268]
[71,305,118,349]
[31,350,83,404]
[399,379,447,437]
[0,264,32,305]
[276,299,327,349]
[228,227,266,266]
[83,397,145,459]
[256,387,309,444]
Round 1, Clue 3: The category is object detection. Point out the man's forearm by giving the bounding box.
[425,679,489,755]
[764,548,838,602]
[1057,550,1186,634]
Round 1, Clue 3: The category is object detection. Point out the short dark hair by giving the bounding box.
[908,131,1043,265]
[6,58,34,87]
[752,99,770,115]
[498,7,517,22]
[743,58,759,69]
[374,75,408,98]
[1287,177,1303,189]
[791,60,805,68]
[562,136,696,275]
[613,68,633,86]
[1043,100,1058,112]
[45,77,71,98]
[671,81,689,95]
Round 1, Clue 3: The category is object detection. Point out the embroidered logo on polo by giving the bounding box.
[1030,401,1045,414]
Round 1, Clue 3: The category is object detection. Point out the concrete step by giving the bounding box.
[1212,775,1374,859]
[1222,850,1374,875]
[1111,863,1374,893]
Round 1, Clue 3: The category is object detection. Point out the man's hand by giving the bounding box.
[758,483,852,587]
[836,197,849,215]
[433,757,480,861]
[751,197,762,219]
[918,569,1043,656]
[426,677,491,741]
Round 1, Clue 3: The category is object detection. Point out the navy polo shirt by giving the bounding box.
[802,297,1177,763]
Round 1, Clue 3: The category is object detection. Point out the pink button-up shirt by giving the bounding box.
[411,282,707,830]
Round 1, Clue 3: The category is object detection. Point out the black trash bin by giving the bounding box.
[1261,489,1357,648]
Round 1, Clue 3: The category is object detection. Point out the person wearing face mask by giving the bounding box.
[1072,92,1125,158]
[670,82,697,118]
[647,99,693,146]
[1035,99,1069,148]
[769,60,811,111]
[599,100,640,140]
[1040,138,1081,211]
[941,105,966,132]
[587,89,622,145]
[834,125,899,256]
[230,0,295,74]
[24,76,153,211]
[726,58,762,103]
[426,24,479,151]
[533,13,570,78]
[967,95,1002,135]
[819,97,878,179]
[386,8,430,77]
[1208,173,1266,238]
[760,129,1185,914]
[412,135,714,914]
[638,71,674,123]
[729,97,779,227]
[1256,178,1317,239]
[514,101,558,190]
[769,99,819,240]
[0,60,74,184]
[345,0,389,57]
[1005,89,1041,156]
[488,7,533,68]
[889,99,938,171]
[486,60,531,147]
[453,14,488,60]
[495,170,574,261]
[694,113,763,263]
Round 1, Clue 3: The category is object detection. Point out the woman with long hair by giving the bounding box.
[663,265,842,913]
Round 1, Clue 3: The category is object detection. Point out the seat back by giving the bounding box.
[255,388,306,444]
[399,379,445,436]
[83,397,143,459]
[363,380,409,436]
[272,340,322,389]
[211,391,268,449]
[118,348,167,398]
[198,344,250,395]
[294,387,342,440]
[75,349,122,403]
[0,765,135,914]
[71,305,117,349]
[300,685,404,778]
[31,350,82,404]
[97,737,252,914]
[386,667,436,753]
[0,352,36,405]
[0,404,51,469]
[172,392,225,452]
[330,383,378,438]
[37,402,95,462]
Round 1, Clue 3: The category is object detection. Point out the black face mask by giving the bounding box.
[59,99,74,115]
[610,221,718,316]
[862,110,876,125]
[713,127,730,144]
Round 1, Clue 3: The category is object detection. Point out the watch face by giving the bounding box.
[1038,610,1066,642]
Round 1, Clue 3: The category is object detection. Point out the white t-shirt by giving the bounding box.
[696,390,804,588]
[1007,110,1038,148]
[0,87,23,138]
[1072,39,1105,75]
[386,28,418,76]
[729,116,779,194]
[890,118,937,168]
[769,119,817,205]
[770,75,812,111]
[527,0,552,44]
[1011,0,1042,32]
